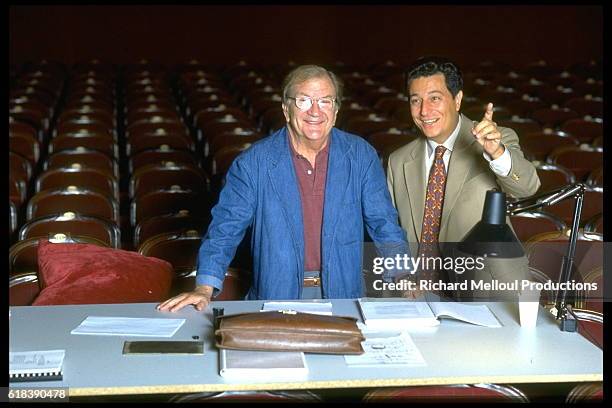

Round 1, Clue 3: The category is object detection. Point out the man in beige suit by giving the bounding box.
[387,56,540,300]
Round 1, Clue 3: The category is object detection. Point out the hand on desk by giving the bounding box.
[156,285,213,312]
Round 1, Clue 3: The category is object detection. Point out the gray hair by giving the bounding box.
[282,65,343,110]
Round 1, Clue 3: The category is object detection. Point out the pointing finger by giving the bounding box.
[484,102,494,121]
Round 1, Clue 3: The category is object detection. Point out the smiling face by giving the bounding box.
[282,76,338,147]
[409,73,463,144]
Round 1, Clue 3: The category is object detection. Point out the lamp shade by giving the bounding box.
[458,190,525,258]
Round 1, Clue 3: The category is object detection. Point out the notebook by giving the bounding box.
[9,350,65,382]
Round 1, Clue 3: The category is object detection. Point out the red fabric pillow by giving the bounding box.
[32,240,174,306]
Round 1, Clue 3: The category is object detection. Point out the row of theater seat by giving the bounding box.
[9,59,603,310]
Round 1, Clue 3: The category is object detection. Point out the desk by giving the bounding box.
[8,300,602,397]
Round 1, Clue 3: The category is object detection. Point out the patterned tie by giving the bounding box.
[418,145,447,274]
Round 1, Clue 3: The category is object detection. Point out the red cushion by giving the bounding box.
[32,240,173,305]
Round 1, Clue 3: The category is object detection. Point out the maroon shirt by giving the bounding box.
[289,138,329,272]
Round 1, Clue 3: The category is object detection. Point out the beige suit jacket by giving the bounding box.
[387,114,540,244]
[387,114,541,297]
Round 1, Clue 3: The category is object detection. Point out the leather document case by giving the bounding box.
[214,310,365,354]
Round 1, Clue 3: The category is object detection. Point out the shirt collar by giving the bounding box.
[287,131,330,159]
[426,115,462,158]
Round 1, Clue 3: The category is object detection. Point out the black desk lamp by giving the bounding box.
[458,184,587,332]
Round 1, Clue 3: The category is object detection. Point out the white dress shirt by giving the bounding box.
[424,115,512,180]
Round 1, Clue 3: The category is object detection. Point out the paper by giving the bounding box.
[344,332,427,367]
[262,301,333,315]
[71,316,185,337]
[219,349,308,380]
[429,302,502,328]
[358,298,440,329]
[10,350,65,380]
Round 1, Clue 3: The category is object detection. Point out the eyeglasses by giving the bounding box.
[287,96,336,111]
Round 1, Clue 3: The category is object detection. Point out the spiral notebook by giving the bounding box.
[9,350,65,382]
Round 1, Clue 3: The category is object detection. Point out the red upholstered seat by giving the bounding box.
[510,211,566,243]
[362,384,529,402]
[9,272,40,306]
[565,382,603,403]
[169,390,322,403]
[547,145,603,182]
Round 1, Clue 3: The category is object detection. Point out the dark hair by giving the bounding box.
[405,56,463,97]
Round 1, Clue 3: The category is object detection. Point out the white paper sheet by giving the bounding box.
[70,316,185,337]
[344,332,427,367]
[262,301,333,315]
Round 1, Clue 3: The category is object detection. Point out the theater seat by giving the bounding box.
[9,233,109,276]
[362,384,529,403]
[133,210,209,249]
[565,382,603,403]
[547,145,603,181]
[510,211,566,242]
[523,230,603,303]
[169,390,323,403]
[571,309,603,350]
[533,162,575,193]
[18,212,121,248]
[9,272,40,306]
[137,229,202,278]
[27,186,120,223]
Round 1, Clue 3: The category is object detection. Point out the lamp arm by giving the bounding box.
[506,183,586,216]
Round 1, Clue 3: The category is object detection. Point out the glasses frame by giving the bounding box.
[287,95,336,111]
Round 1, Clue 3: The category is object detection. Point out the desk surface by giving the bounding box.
[9,299,603,396]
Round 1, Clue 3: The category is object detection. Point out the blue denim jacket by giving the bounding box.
[196,127,408,299]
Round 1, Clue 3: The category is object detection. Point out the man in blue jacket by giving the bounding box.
[158,65,409,312]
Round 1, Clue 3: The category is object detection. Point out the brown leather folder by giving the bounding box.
[215,310,365,354]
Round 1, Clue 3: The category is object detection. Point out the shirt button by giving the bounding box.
[307,170,312,175]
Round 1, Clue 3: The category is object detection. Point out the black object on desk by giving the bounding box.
[213,307,224,331]
[123,341,204,355]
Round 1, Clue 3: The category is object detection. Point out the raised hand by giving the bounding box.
[471,102,505,160]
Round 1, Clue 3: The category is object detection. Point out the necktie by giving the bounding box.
[419,145,448,261]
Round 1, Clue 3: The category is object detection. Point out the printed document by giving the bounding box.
[10,350,65,377]
[344,332,426,367]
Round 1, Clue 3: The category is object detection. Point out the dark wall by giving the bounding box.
[9,5,602,68]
